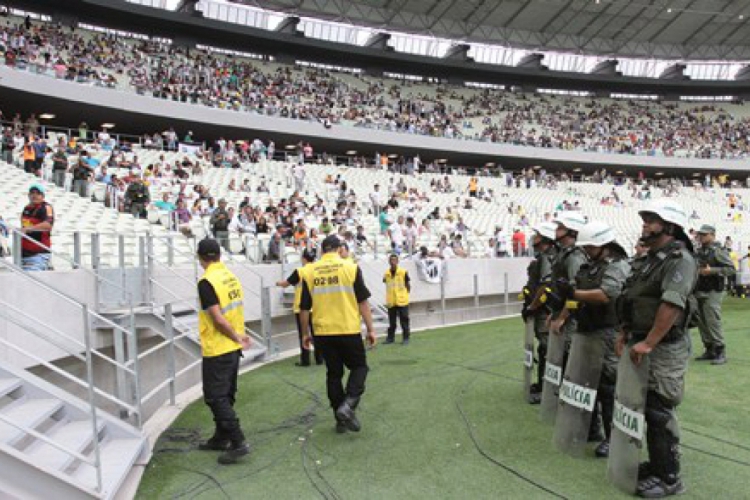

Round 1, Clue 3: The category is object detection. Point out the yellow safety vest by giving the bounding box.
[384,267,410,307]
[198,262,245,357]
[304,252,361,335]
[293,264,312,314]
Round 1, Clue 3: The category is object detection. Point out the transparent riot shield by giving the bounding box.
[607,350,650,494]
[540,329,565,424]
[553,333,604,457]
[523,319,535,402]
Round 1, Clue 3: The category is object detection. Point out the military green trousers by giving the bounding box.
[695,291,725,348]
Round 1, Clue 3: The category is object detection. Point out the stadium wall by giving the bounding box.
[0,257,530,369]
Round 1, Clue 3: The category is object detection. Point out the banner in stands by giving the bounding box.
[178,142,202,155]
[416,257,445,284]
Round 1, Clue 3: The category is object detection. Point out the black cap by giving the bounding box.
[321,235,341,253]
[197,238,221,258]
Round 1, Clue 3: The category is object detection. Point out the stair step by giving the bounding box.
[24,419,105,472]
[0,399,63,445]
[0,378,21,398]
[72,438,145,494]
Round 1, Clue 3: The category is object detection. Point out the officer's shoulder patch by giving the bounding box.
[672,270,684,284]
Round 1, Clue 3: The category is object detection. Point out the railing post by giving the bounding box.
[440,274,446,325]
[165,304,176,405]
[119,235,127,306]
[81,305,103,495]
[128,307,143,428]
[12,230,22,267]
[91,233,101,270]
[73,232,82,269]
[504,272,509,307]
[261,285,273,353]
[146,234,155,304]
[473,274,479,317]
[166,235,174,267]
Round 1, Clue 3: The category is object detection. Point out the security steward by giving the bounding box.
[556,221,630,458]
[616,199,697,498]
[383,254,411,345]
[523,222,558,404]
[299,235,376,433]
[276,249,323,366]
[693,224,735,365]
[196,239,251,465]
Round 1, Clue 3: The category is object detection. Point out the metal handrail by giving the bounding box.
[0,335,138,415]
[0,258,139,343]
[8,227,136,305]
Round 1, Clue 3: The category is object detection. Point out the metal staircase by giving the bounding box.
[0,363,147,500]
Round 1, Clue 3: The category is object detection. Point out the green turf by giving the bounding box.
[136,298,750,499]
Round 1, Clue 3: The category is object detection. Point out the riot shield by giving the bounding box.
[553,333,604,457]
[523,319,535,401]
[607,350,650,494]
[540,329,565,424]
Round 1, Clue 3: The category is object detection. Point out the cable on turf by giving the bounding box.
[455,377,569,500]
[683,427,750,453]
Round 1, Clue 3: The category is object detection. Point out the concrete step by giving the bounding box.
[24,419,104,472]
[0,378,21,399]
[0,398,63,446]
[72,437,145,496]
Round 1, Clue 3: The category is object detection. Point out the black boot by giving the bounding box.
[596,383,615,458]
[588,405,604,442]
[334,411,348,434]
[218,441,250,465]
[335,396,361,432]
[639,399,685,498]
[198,436,231,451]
[711,346,727,365]
[695,345,715,361]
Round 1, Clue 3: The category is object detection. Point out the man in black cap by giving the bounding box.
[195,239,251,464]
[299,235,376,433]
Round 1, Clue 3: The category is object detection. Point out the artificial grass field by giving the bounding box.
[137,298,750,499]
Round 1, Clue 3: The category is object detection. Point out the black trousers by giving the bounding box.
[387,306,410,341]
[295,313,323,365]
[315,334,369,410]
[202,350,245,444]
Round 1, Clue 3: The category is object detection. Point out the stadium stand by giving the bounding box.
[3,15,750,160]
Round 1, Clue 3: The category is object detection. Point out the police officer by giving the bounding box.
[693,224,735,365]
[195,239,251,464]
[630,238,648,274]
[558,220,630,458]
[616,199,697,498]
[547,211,589,355]
[384,254,411,345]
[523,222,558,404]
[276,249,323,367]
[299,235,376,433]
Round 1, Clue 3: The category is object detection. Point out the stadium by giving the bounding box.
[0,0,749,498]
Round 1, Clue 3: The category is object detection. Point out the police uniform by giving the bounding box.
[573,253,630,452]
[384,265,411,343]
[198,260,247,449]
[551,243,589,350]
[618,240,697,494]
[285,263,323,366]
[299,251,371,423]
[694,236,735,361]
[525,244,557,390]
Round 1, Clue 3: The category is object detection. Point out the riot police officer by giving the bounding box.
[616,199,697,498]
[523,222,558,404]
[693,224,735,365]
[556,221,630,458]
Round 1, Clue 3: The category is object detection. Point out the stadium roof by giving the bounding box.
[236,0,750,60]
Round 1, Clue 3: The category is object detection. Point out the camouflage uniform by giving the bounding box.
[525,245,558,386]
[694,241,735,357]
[619,240,697,489]
[574,256,630,443]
